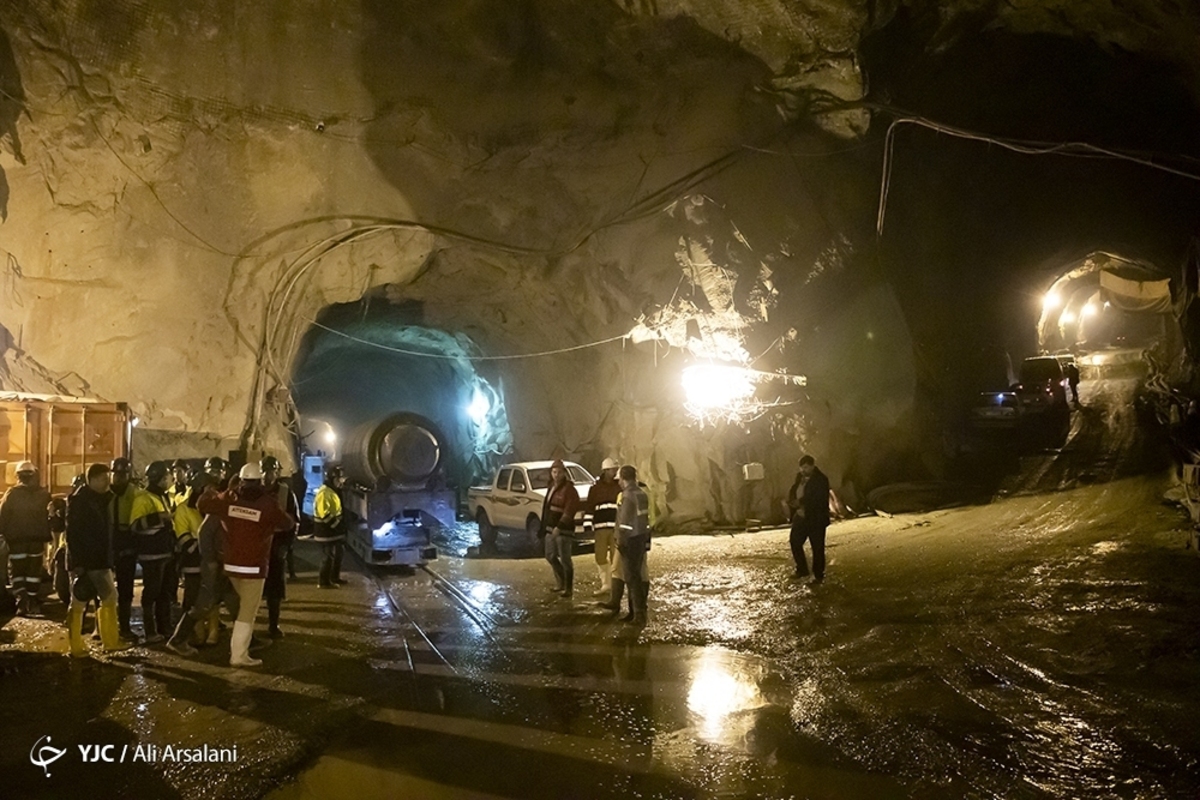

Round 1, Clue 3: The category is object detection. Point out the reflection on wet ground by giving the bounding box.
[4,375,1200,798]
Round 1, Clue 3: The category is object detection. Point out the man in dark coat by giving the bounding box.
[786,455,831,583]
[66,463,131,655]
[1064,360,1081,405]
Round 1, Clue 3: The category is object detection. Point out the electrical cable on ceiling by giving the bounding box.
[875,113,1200,236]
[305,319,628,361]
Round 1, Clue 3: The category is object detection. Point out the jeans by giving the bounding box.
[544,531,575,592]
[619,536,648,614]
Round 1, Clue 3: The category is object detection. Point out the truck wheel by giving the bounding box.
[526,515,541,548]
[477,510,497,548]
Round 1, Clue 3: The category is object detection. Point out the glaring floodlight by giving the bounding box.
[682,364,755,410]
[1042,292,1062,312]
[324,430,337,445]
[467,388,490,425]
[1082,303,1098,317]
[1059,310,1077,326]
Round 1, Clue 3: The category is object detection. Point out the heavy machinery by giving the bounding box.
[303,412,448,567]
[0,393,132,494]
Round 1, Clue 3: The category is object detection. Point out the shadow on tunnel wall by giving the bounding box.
[355,0,775,249]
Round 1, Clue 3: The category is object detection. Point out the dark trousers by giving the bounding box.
[115,550,137,633]
[789,520,826,580]
[318,540,343,586]
[7,541,44,602]
[139,558,174,637]
[179,571,201,615]
[619,539,648,614]
[265,550,287,631]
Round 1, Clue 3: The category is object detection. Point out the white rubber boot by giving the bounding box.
[593,563,610,596]
[229,621,262,667]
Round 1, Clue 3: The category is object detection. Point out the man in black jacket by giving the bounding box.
[66,463,131,655]
[786,455,831,583]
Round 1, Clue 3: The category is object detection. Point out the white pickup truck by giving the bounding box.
[468,460,594,547]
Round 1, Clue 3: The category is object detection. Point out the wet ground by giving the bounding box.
[4,374,1200,798]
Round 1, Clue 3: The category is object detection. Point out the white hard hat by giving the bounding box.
[239,462,264,481]
[601,457,619,471]
[15,460,36,474]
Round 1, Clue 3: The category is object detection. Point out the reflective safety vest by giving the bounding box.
[312,484,345,542]
[130,489,174,561]
[615,485,650,549]
[173,503,203,574]
[166,483,190,512]
[582,476,620,533]
[111,484,137,555]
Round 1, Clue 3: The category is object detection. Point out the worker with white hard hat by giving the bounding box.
[582,457,621,598]
[0,461,52,617]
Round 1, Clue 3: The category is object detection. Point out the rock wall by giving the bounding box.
[1,1,1197,525]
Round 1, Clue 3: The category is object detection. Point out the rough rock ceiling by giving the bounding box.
[0,1,1197,524]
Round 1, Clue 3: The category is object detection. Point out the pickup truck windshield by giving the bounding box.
[526,466,593,490]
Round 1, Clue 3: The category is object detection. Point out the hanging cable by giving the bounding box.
[305,320,629,361]
[875,113,1200,236]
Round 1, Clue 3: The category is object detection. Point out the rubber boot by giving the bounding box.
[98,605,132,652]
[229,621,262,667]
[67,604,87,657]
[118,598,134,641]
[632,581,650,625]
[142,610,162,645]
[15,589,28,617]
[548,560,565,593]
[166,611,199,656]
[593,564,610,597]
[267,597,283,638]
[600,578,625,612]
[331,545,344,585]
[206,608,221,646]
[191,617,207,646]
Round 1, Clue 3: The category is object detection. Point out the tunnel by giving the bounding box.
[289,299,513,491]
[0,1,1196,522]
[5,3,1200,799]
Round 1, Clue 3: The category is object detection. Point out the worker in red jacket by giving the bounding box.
[198,462,294,667]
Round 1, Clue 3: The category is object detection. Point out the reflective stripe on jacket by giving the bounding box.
[173,503,203,574]
[615,485,650,548]
[312,484,345,542]
[198,484,293,579]
[130,489,174,561]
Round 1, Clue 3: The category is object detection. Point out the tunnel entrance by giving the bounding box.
[1036,251,1179,372]
[289,301,513,492]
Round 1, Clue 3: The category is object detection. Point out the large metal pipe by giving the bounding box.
[341,412,445,490]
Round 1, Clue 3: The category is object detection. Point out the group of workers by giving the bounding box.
[542,458,652,625]
[0,455,350,668]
